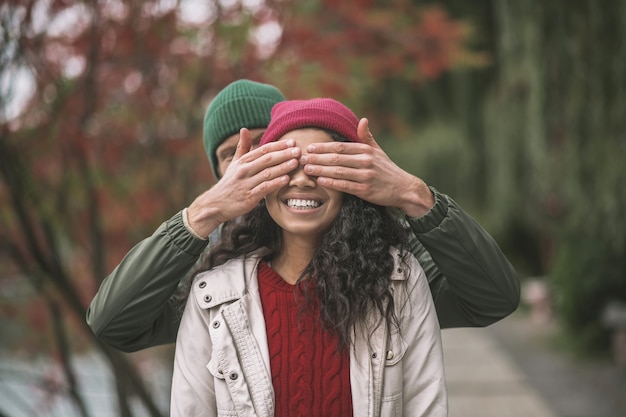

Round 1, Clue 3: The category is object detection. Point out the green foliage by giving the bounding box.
[381,121,479,210]
[482,0,626,355]
[0,1,286,415]
[269,2,486,127]
[550,236,626,353]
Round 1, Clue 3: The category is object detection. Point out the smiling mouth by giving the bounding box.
[285,199,322,209]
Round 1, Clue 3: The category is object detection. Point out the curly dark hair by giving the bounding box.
[196,191,410,349]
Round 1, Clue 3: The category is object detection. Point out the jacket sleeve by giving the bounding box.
[171,281,216,417]
[406,188,520,328]
[86,211,209,352]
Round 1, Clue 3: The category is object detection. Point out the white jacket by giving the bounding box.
[171,249,447,417]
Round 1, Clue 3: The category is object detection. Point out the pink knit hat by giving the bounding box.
[260,98,361,145]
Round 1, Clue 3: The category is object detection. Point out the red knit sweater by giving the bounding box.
[257,261,353,417]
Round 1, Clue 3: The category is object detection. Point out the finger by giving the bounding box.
[249,173,291,198]
[357,118,382,150]
[259,157,300,180]
[239,157,298,194]
[305,140,370,155]
[234,128,252,159]
[303,164,374,183]
[243,146,300,178]
[243,138,297,161]
[301,151,374,170]
[315,176,371,197]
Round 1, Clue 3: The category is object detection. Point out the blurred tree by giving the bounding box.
[0,0,477,414]
[0,0,282,415]
[270,0,487,131]
[483,0,626,353]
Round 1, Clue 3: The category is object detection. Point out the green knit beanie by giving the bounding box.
[203,79,286,178]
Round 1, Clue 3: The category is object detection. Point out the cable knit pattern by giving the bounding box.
[257,262,352,417]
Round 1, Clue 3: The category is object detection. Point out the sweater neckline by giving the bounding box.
[258,260,296,292]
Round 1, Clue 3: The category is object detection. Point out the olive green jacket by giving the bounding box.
[86,188,520,352]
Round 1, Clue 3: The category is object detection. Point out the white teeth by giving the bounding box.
[286,199,321,209]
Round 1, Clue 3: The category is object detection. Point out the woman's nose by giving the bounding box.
[289,164,316,188]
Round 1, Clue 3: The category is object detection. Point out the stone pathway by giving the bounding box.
[443,325,557,417]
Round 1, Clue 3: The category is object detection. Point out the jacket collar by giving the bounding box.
[192,247,408,309]
[192,255,262,309]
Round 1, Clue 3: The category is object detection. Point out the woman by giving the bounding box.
[171,98,447,417]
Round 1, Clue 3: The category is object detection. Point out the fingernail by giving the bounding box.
[307,144,316,152]
[299,155,309,163]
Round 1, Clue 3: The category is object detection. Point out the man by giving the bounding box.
[86,79,519,352]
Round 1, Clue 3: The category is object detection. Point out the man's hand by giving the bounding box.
[187,128,300,237]
[300,118,435,218]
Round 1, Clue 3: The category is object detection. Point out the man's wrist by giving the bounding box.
[182,207,208,240]
[398,177,435,218]
[185,189,228,238]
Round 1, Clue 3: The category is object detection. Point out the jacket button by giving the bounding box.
[198,281,207,289]
[371,352,377,359]
[229,372,238,380]
[397,268,403,273]
[386,350,394,360]
[212,321,220,328]
[204,294,212,303]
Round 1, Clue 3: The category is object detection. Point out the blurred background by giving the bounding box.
[0,0,624,416]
